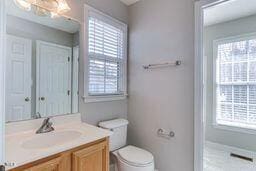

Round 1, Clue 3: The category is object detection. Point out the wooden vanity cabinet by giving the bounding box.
[72,141,109,171]
[10,138,109,171]
[23,157,62,171]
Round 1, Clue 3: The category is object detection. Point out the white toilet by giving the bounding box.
[99,119,155,171]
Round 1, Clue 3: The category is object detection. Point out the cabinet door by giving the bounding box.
[72,140,109,171]
[24,157,61,171]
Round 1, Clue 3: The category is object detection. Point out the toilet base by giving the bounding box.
[111,150,155,171]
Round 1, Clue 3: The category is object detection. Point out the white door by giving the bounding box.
[72,46,79,113]
[37,41,71,117]
[6,35,32,122]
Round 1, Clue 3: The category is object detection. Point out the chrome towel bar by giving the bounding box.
[143,60,181,69]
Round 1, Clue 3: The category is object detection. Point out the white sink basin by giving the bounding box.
[22,130,82,149]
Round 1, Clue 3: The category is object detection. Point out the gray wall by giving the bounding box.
[128,0,195,170]
[204,15,256,152]
[6,15,74,118]
[65,0,128,125]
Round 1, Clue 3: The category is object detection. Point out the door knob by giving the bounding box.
[25,97,30,102]
[40,97,45,101]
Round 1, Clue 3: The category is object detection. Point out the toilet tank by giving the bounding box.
[99,119,129,151]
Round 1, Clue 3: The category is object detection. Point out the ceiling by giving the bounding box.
[120,0,140,6]
[204,0,256,26]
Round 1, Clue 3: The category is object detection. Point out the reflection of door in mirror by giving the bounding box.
[5,1,80,122]
[36,41,72,117]
[6,35,32,122]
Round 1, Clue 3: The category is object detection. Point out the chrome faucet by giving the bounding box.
[36,118,54,134]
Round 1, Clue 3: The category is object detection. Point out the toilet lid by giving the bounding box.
[117,146,154,167]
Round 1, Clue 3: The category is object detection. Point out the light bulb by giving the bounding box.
[56,0,71,14]
[50,12,59,18]
[14,0,31,11]
[27,0,36,3]
[33,6,48,16]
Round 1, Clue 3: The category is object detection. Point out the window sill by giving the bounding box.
[213,121,256,135]
[83,94,128,103]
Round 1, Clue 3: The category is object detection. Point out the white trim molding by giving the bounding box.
[194,1,233,171]
[212,33,256,134]
[83,94,128,103]
[213,123,256,135]
[0,0,5,166]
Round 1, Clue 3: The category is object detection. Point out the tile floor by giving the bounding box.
[204,144,256,171]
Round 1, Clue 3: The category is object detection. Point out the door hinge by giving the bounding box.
[68,57,70,62]
[67,90,70,96]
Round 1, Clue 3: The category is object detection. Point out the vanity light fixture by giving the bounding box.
[56,0,71,13]
[50,12,59,18]
[14,0,33,11]
[13,0,71,18]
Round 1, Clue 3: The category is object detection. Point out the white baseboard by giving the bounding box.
[205,141,256,163]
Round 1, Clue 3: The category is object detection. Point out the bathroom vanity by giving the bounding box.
[6,114,112,171]
[10,138,109,171]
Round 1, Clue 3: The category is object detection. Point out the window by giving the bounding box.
[214,34,256,131]
[84,5,127,102]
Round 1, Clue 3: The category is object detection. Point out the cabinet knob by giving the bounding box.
[40,97,45,101]
[25,97,30,102]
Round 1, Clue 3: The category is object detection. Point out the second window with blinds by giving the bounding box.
[213,33,256,132]
[84,5,127,102]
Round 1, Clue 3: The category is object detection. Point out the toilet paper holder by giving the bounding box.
[157,129,175,139]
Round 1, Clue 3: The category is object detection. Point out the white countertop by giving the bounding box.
[5,114,112,170]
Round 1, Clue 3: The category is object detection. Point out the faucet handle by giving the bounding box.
[47,121,54,131]
[41,118,53,128]
[36,117,54,134]
[42,118,50,124]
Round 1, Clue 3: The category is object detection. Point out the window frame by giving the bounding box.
[213,32,256,134]
[83,4,128,103]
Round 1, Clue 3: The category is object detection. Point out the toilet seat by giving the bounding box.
[117,146,154,167]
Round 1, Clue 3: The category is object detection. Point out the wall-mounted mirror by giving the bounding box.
[5,0,80,122]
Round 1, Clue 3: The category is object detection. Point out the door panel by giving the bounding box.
[24,157,61,171]
[36,41,71,117]
[6,35,32,122]
[72,141,109,171]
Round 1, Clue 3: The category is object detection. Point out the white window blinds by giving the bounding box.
[215,36,256,130]
[87,12,127,96]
